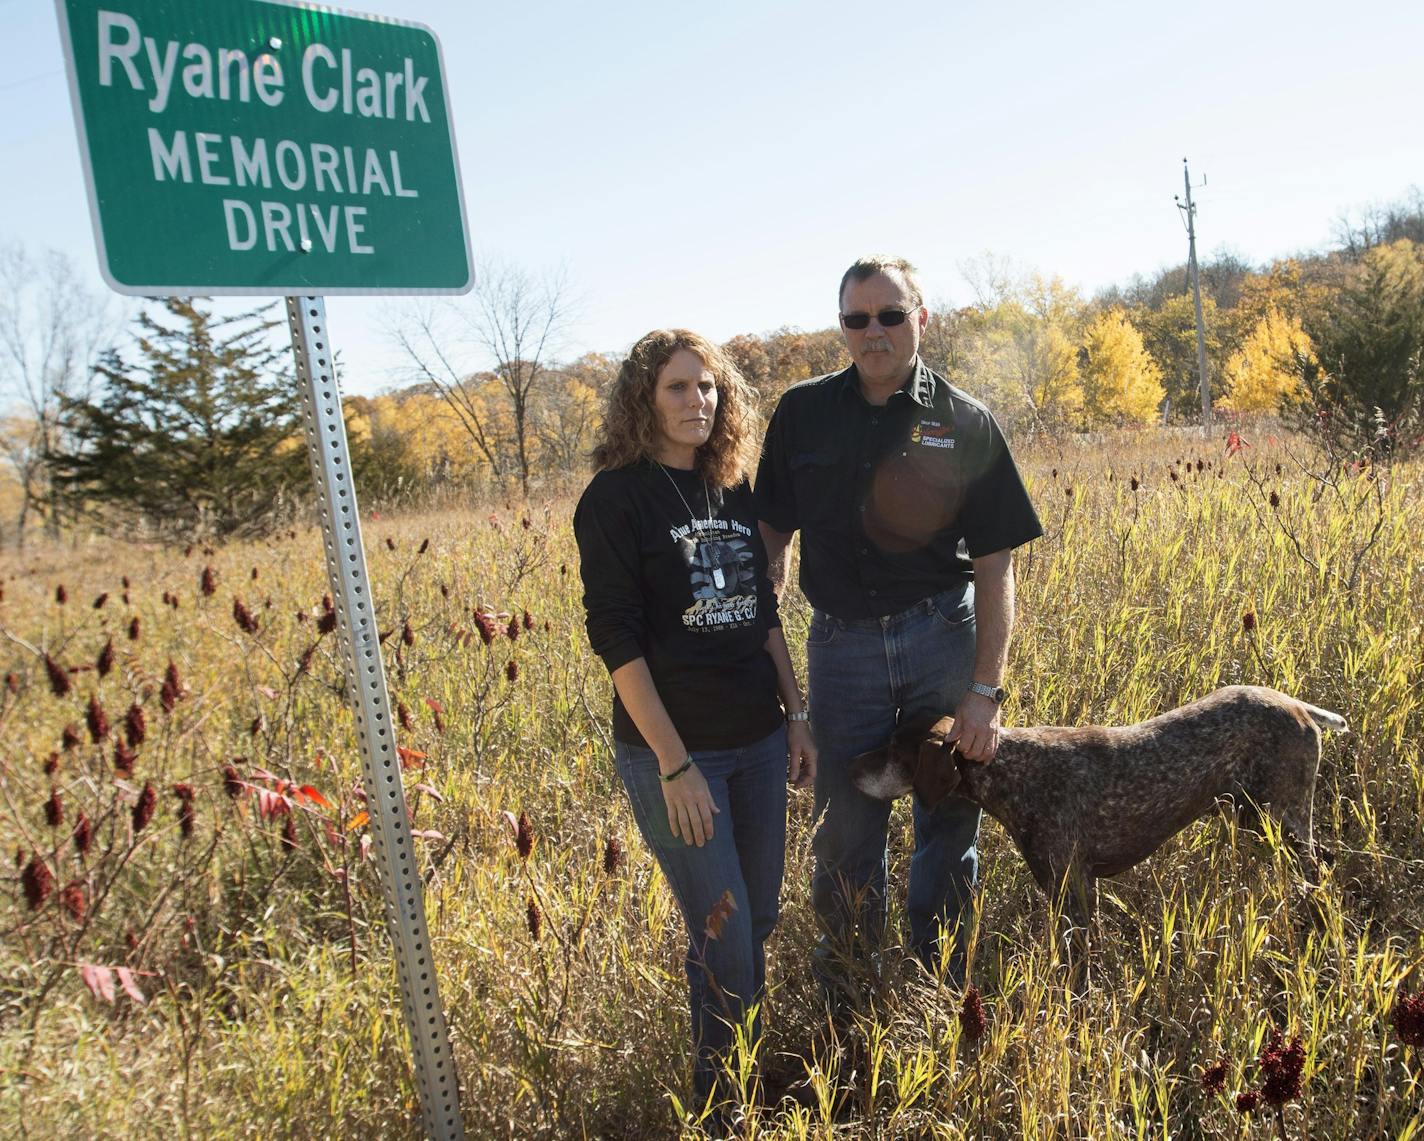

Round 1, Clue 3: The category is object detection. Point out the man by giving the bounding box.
[755,255,1042,984]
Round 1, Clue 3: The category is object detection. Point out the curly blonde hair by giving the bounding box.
[591,329,760,489]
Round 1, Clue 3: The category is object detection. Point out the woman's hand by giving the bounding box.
[661,762,719,847]
[787,721,817,789]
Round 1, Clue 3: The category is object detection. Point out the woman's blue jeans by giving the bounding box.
[807,584,981,980]
[615,724,788,1106]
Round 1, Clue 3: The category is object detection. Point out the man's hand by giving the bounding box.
[660,762,719,847]
[786,720,817,789]
[945,691,1001,763]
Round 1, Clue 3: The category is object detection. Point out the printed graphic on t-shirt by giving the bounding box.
[668,517,759,629]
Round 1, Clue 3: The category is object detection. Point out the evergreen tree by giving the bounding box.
[1294,239,1424,451]
[50,299,310,539]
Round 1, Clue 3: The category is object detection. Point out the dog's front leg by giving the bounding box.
[1055,866,1096,991]
[1023,844,1095,985]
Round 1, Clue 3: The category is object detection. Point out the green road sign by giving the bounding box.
[56,0,473,295]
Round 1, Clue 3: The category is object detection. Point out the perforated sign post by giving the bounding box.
[57,1,471,1136]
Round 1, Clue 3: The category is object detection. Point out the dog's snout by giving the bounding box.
[850,743,915,801]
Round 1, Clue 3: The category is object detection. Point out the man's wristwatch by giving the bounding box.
[968,681,1008,704]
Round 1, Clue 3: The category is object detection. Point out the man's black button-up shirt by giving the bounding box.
[754,359,1042,619]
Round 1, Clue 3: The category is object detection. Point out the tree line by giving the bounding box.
[2,189,1421,543]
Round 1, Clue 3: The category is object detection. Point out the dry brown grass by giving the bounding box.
[2,428,1422,1138]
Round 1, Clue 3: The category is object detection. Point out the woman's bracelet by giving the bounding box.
[660,756,694,783]
[786,710,810,723]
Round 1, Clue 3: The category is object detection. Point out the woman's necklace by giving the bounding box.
[657,463,725,590]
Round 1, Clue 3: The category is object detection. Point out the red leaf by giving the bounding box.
[345,810,369,831]
[412,783,444,802]
[704,889,739,941]
[296,784,331,809]
[115,966,146,1005]
[80,963,115,1003]
[423,697,444,714]
[256,789,289,821]
[396,746,426,770]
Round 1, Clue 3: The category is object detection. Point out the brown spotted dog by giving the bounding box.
[850,685,1347,934]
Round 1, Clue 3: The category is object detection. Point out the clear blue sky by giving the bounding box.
[4,0,1421,396]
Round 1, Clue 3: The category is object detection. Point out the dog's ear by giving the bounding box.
[911,734,961,811]
[895,715,953,757]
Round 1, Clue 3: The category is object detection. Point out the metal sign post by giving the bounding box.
[56,1,474,1135]
[288,297,462,1139]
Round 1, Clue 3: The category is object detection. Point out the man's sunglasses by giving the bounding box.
[839,307,920,330]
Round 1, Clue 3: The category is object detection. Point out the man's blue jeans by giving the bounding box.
[615,724,788,1106]
[807,584,981,979]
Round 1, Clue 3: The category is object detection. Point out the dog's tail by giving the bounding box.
[1300,701,1349,734]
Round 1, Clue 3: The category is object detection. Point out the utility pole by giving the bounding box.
[1175,158,1212,429]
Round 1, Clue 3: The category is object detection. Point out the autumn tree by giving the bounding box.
[49,299,310,540]
[763,327,847,388]
[1232,259,1320,328]
[1220,308,1313,413]
[348,388,491,490]
[723,328,847,422]
[391,262,574,496]
[0,244,119,544]
[1133,292,1227,418]
[1079,309,1164,426]
[954,274,1085,434]
[341,394,425,500]
[535,352,615,476]
[389,304,505,479]
[1333,188,1424,258]
[919,305,974,379]
[722,333,772,392]
[1098,252,1249,313]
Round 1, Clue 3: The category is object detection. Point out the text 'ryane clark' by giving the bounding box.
[96,10,433,123]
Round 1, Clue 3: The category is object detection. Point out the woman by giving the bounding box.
[574,329,816,1116]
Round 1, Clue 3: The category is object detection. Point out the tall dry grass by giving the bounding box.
[2,430,1422,1138]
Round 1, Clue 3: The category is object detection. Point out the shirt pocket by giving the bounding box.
[789,450,841,530]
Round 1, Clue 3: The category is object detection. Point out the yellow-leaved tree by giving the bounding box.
[348,389,498,489]
[1220,307,1313,413]
[954,272,1085,434]
[1080,309,1165,426]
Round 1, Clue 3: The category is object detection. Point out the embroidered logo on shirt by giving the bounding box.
[911,420,955,449]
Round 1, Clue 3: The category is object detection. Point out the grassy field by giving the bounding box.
[2,429,1422,1139]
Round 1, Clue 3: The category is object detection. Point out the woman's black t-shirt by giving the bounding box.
[574,461,783,750]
